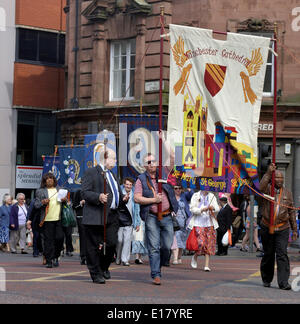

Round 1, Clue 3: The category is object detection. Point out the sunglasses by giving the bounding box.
[146,159,156,165]
[174,187,181,190]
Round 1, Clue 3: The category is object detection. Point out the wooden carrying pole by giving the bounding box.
[158,6,164,219]
[269,24,278,234]
[102,136,109,254]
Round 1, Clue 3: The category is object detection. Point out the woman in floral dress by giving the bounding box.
[187,190,220,271]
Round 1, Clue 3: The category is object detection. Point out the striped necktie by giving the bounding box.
[107,170,119,207]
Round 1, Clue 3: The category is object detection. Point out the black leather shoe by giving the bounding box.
[263,282,271,288]
[80,259,86,265]
[92,276,106,284]
[46,262,53,268]
[103,270,111,280]
[279,284,291,290]
[53,258,59,267]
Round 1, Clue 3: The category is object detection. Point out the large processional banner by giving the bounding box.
[119,114,166,180]
[58,146,86,192]
[168,24,271,193]
[42,156,62,186]
[84,132,118,176]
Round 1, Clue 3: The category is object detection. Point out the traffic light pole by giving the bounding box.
[269,24,278,234]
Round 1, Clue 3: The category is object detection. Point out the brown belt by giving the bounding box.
[151,209,171,221]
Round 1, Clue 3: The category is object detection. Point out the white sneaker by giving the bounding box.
[204,266,211,272]
[191,255,197,269]
[172,260,179,265]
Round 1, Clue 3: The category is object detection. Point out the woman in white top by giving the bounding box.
[187,190,220,271]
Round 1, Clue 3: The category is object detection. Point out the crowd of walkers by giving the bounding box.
[0,155,299,290]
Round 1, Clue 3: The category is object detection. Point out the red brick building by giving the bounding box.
[12,0,66,197]
[59,0,300,202]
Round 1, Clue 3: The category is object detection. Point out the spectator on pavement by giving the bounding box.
[216,194,232,256]
[9,193,29,254]
[240,198,262,252]
[0,194,13,252]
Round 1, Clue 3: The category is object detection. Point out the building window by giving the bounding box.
[263,39,274,96]
[110,38,136,101]
[17,111,58,166]
[17,28,65,66]
[239,31,274,97]
[0,7,6,31]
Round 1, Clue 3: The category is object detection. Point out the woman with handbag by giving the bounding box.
[186,190,220,272]
[171,185,193,264]
[32,173,67,268]
[9,193,29,254]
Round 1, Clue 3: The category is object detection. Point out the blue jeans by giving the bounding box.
[145,214,174,279]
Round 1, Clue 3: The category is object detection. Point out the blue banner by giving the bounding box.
[58,146,86,192]
[42,156,62,186]
[118,114,166,180]
[84,131,118,176]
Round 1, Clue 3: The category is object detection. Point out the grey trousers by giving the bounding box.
[9,225,27,252]
[116,226,133,263]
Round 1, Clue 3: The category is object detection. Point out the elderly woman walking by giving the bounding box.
[0,194,13,252]
[9,193,29,254]
[171,186,193,264]
[187,190,220,271]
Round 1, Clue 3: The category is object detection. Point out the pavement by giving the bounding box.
[0,240,300,305]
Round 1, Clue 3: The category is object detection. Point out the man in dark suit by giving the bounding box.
[81,148,129,284]
[216,194,232,256]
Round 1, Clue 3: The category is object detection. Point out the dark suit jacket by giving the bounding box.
[81,165,124,226]
[217,204,232,233]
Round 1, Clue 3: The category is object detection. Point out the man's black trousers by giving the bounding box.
[260,226,290,287]
[84,210,119,278]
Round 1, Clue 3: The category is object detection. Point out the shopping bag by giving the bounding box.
[26,229,33,247]
[61,204,77,227]
[186,227,198,251]
[222,229,232,246]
